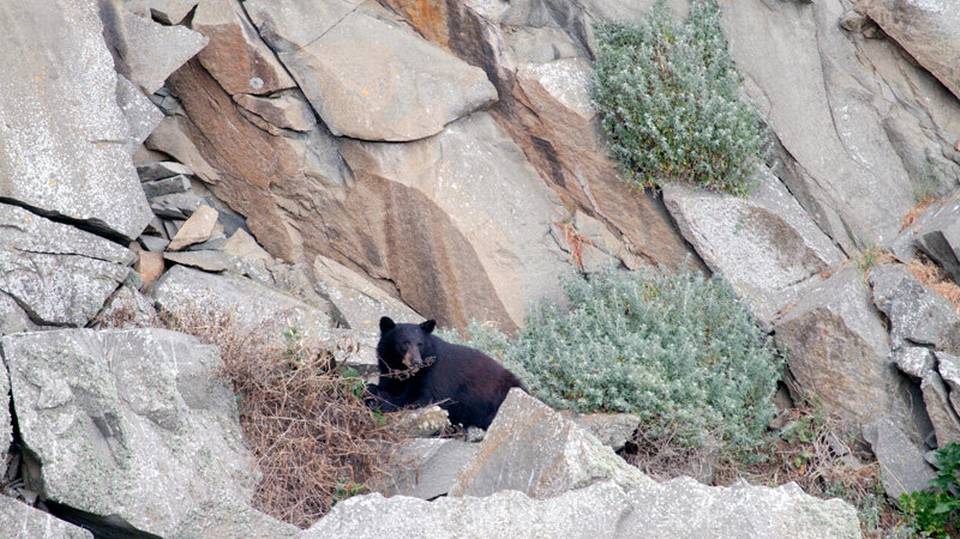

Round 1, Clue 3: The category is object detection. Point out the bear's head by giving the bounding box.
[377,316,438,372]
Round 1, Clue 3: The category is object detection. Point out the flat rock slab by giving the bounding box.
[99,0,208,94]
[247,0,497,141]
[0,0,152,239]
[116,74,164,151]
[0,496,93,539]
[917,194,960,283]
[152,265,334,347]
[169,204,219,250]
[856,0,960,100]
[164,250,231,272]
[864,416,936,502]
[306,479,860,539]
[0,294,36,336]
[450,389,653,498]
[0,203,135,326]
[382,439,479,500]
[2,329,256,537]
[664,167,844,326]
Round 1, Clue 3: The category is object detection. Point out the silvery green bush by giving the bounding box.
[445,271,782,449]
[592,0,764,195]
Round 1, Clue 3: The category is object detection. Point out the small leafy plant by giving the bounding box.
[446,270,782,451]
[592,0,765,195]
[900,442,960,538]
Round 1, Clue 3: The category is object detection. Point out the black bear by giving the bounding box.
[365,316,524,429]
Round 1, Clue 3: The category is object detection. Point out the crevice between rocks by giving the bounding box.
[0,197,134,246]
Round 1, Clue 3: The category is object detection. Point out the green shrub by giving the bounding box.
[592,0,764,195]
[445,271,782,450]
[900,442,960,538]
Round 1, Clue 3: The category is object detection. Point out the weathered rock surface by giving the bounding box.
[936,351,960,415]
[720,0,956,252]
[0,203,135,326]
[313,255,422,342]
[0,294,37,336]
[171,498,300,539]
[0,1,152,239]
[125,0,198,25]
[234,91,317,132]
[153,265,334,345]
[137,161,194,183]
[2,329,256,537]
[164,250,231,273]
[141,174,191,198]
[116,75,164,151]
[99,1,208,94]
[307,479,860,539]
[856,0,960,100]
[893,345,936,379]
[336,113,571,330]
[921,370,960,446]
[864,416,937,502]
[95,283,159,327]
[450,389,652,498]
[916,195,960,283]
[775,267,910,427]
[246,0,497,141]
[0,355,9,467]
[562,411,640,452]
[382,439,479,500]
[664,167,845,326]
[869,263,960,352]
[0,496,93,539]
[192,0,296,96]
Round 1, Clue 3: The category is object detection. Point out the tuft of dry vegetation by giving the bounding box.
[900,198,935,231]
[908,255,960,314]
[160,310,407,528]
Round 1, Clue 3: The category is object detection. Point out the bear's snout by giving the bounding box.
[403,348,425,369]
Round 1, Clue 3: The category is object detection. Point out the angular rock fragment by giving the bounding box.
[116,75,164,151]
[921,370,960,446]
[99,1,209,94]
[125,0,198,25]
[2,329,257,537]
[137,161,194,182]
[234,92,317,132]
[0,203,135,326]
[246,0,497,141]
[382,439,478,500]
[864,416,936,502]
[869,263,960,351]
[141,175,192,198]
[168,205,218,250]
[450,389,652,498]
[164,250,231,272]
[150,192,203,219]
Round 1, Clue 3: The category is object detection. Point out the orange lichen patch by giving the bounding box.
[909,256,960,314]
[384,0,450,48]
[900,198,935,231]
[558,222,586,271]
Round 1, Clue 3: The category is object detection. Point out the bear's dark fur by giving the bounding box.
[365,316,524,429]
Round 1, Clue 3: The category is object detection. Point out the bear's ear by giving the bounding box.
[379,316,396,334]
[419,319,436,334]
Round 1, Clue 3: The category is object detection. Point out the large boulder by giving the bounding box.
[245,0,497,141]
[153,265,335,345]
[381,439,479,500]
[774,267,912,428]
[1,329,257,537]
[0,0,152,239]
[336,113,572,330]
[720,0,953,252]
[664,167,845,326]
[856,0,960,100]
[0,203,135,327]
[305,480,860,539]
[0,496,93,539]
[450,389,653,498]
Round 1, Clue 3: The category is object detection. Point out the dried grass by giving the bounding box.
[908,255,960,314]
[901,198,935,231]
[160,310,407,528]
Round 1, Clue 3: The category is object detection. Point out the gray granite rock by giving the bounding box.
[864,416,936,502]
[137,161,194,182]
[664,166,845,326]
[0,496,93,539]
[116,74,164,151]
[2,329,257,537]
[563,412,640,451]
[246,0,496,141]
[921,370,960,446]
[99,0,208,94]
[164,250,231,272]
[152,265,334,348]
[305,479,860,539]
[141,174,191,198]
[869,263,960,351]
[382,439,479,500]
[893,345,936,379]
[0,203,135,326]
[0,1,152,239]
[450,389,653,498]
[0,294,37,336]
[170,497,300,539]
[124,0,198,25]
[917,195,960,283]
[856,0,960,100]
[150,192,203,219]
